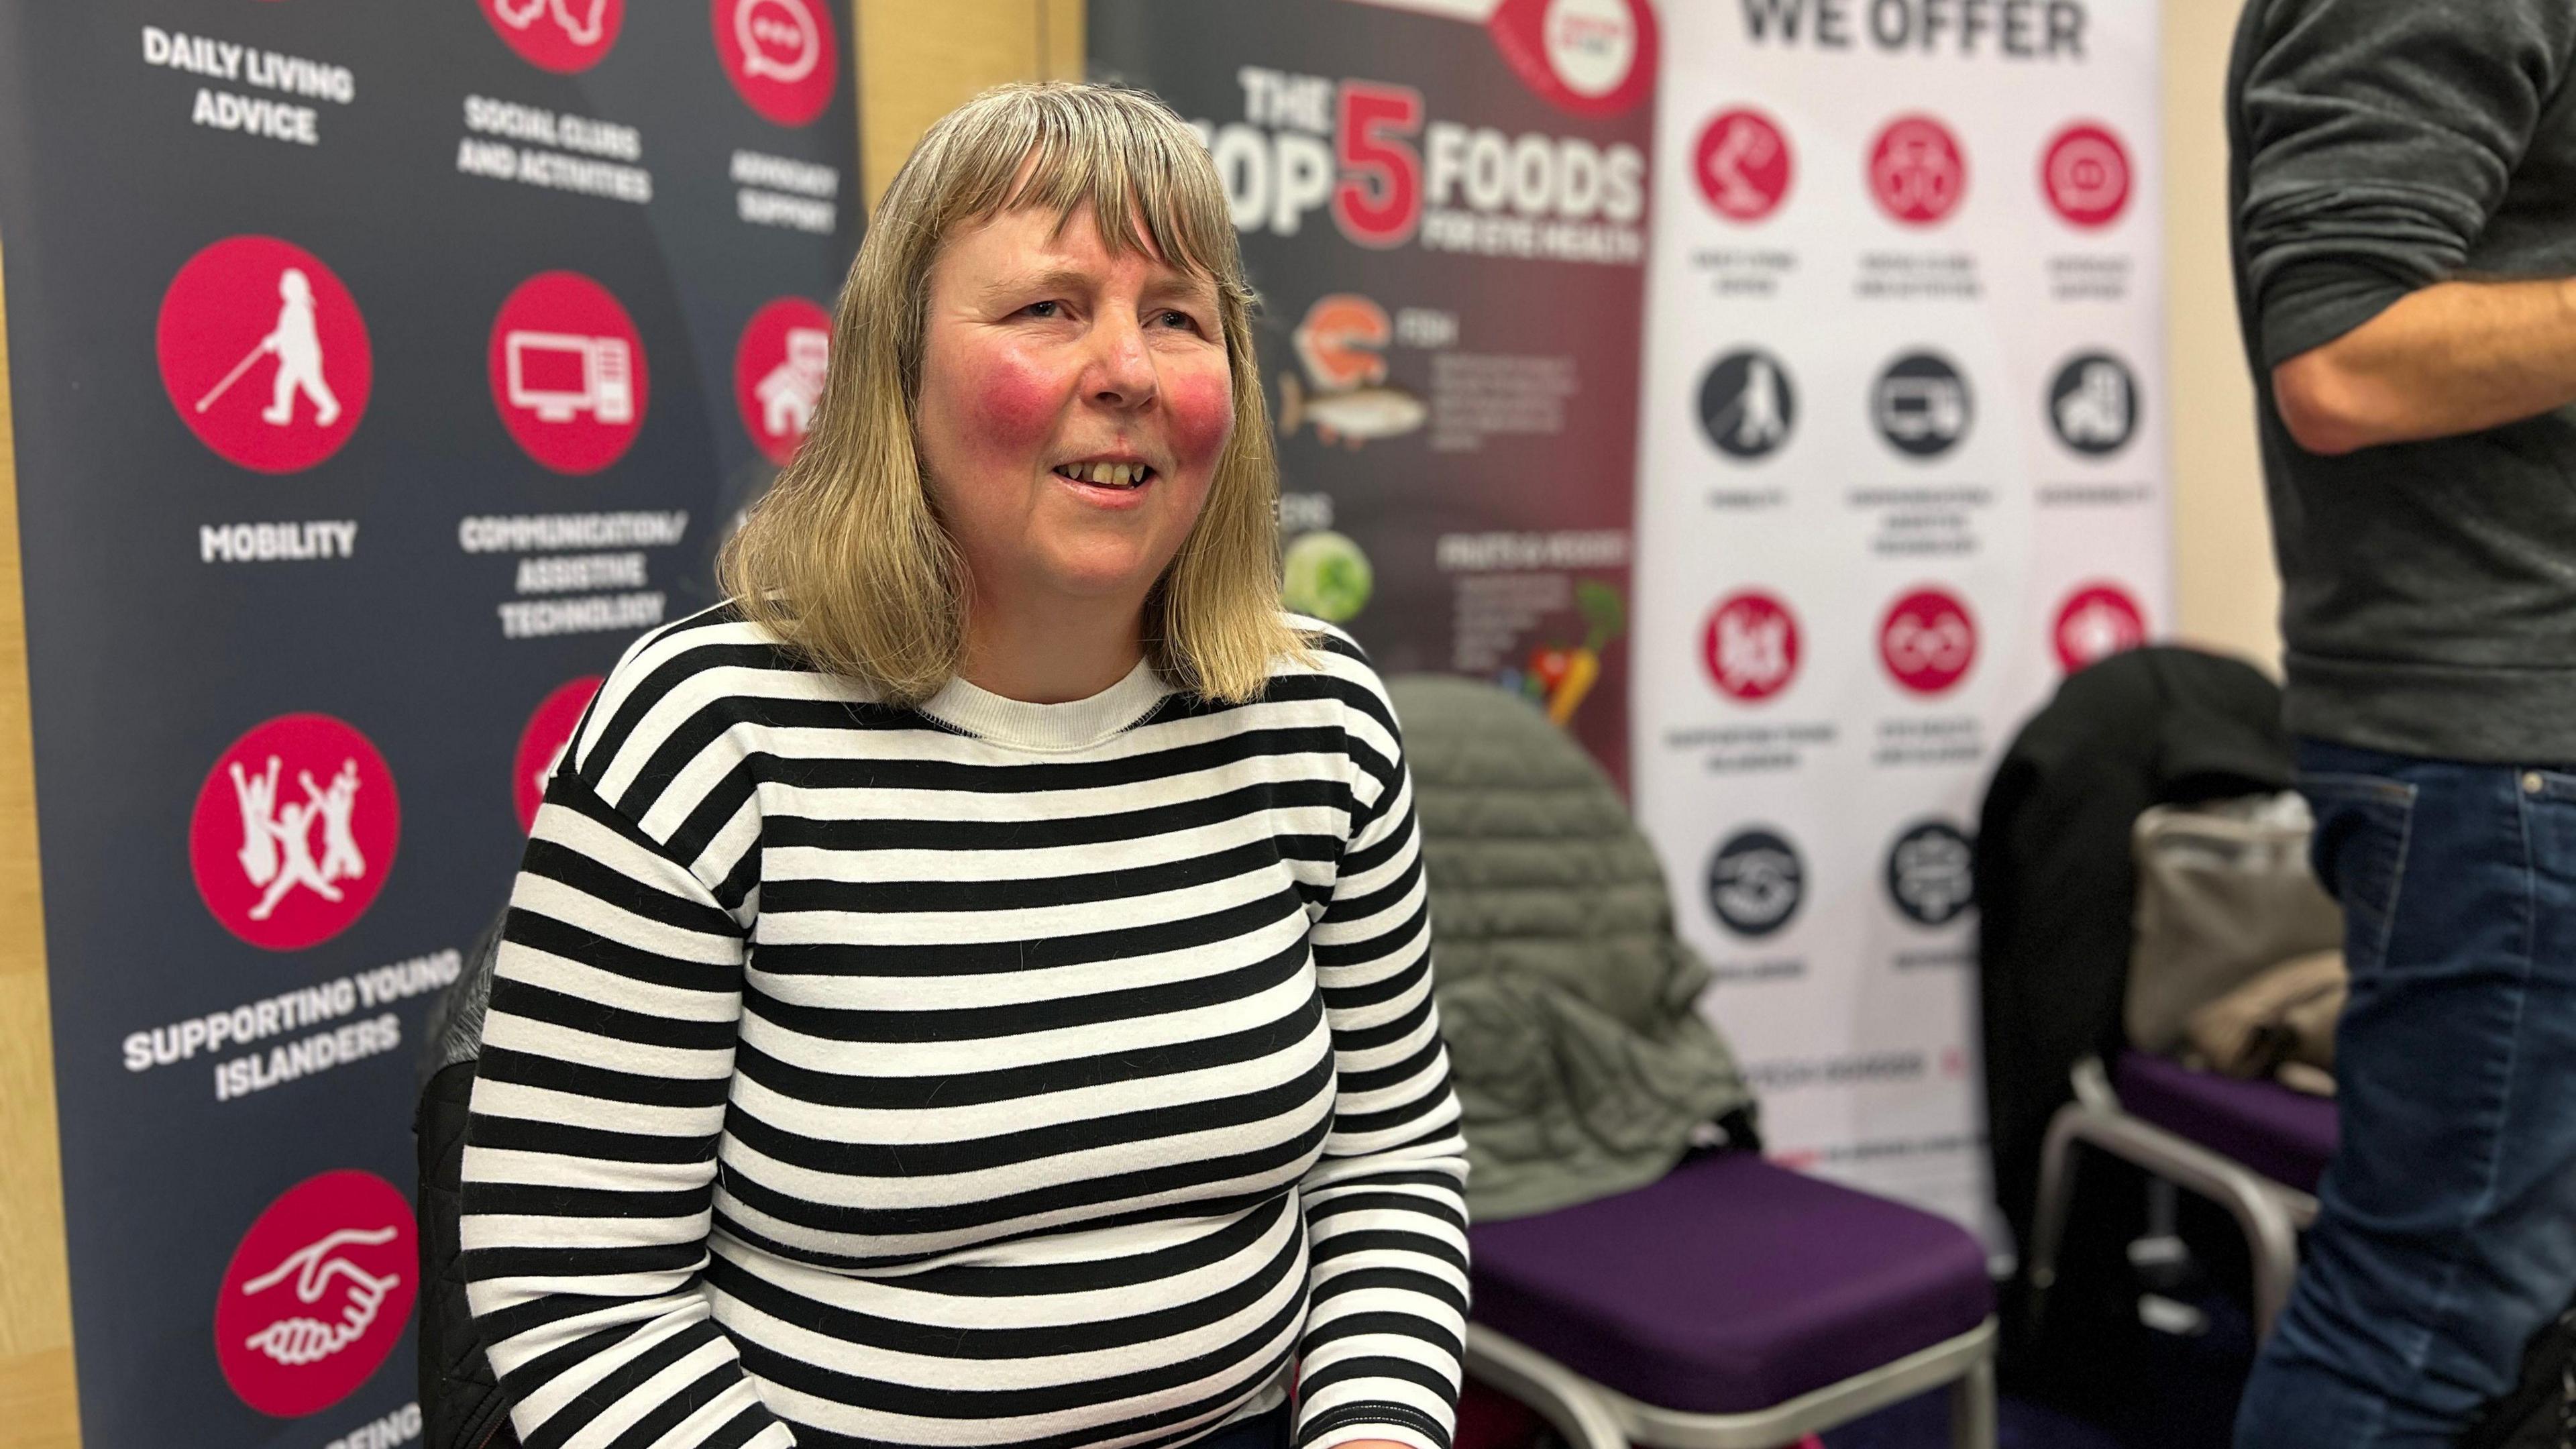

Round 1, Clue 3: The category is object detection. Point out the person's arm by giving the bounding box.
[461,678,791,1448]
[2235,0,2576,455]
[2273,277,2576,455]
[1295,653,1470,1449]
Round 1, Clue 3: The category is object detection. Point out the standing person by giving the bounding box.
[259,268,339,428]
[458,83,1468,1449]
[2226,3,2576,1444]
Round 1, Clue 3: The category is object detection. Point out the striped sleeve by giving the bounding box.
[459,628,791,1449]
[1292,659,1471,1449]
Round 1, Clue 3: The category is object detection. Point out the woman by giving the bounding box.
[458,83,1468,1449]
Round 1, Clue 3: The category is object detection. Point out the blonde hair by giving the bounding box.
[720,81,1304,705]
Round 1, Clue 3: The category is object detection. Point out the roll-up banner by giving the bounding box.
[1629,0,2169,1232]
[0,3,858,1443]
[1088,0,1660,787]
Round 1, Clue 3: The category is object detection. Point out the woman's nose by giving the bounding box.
[1088,315,1159,409]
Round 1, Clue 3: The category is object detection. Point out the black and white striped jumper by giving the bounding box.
[460,606,1470,1449]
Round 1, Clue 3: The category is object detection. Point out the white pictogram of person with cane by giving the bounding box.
[1733,356,1786,452]
[195,268,340,429]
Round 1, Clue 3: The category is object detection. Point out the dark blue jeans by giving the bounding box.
[2235,741,2576,1447]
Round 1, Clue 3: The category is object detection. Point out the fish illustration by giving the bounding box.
[1279,372,1428,448]
[1293,294,1393,390]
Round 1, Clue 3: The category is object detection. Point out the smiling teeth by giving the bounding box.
[1066,463,1145,486]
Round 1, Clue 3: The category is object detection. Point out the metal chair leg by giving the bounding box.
[2022,1099,2090,1331]
[1464,1326,1631,1449]
[1947,1353,1997,1449]
[2231,1174,2305,1338]
[2029,1101,2316,1341]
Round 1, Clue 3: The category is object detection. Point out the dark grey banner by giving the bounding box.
[0,3,857,1443]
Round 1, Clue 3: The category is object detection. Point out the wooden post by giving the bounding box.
[0,227,81,1449]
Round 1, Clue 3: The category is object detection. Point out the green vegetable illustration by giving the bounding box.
[1281,530,1375,623]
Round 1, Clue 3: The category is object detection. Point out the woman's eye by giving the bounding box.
[1157,309,1202,332]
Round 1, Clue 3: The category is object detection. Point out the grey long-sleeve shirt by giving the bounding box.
[2229,0,2576,762]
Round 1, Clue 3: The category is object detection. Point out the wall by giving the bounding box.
[2162,0,2281,672]
[860,0,1083,205]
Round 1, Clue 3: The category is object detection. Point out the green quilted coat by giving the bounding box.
[1385,674,1758,1224]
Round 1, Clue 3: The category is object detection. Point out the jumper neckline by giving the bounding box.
[916,657,1175,753]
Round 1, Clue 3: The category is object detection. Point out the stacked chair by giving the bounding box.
[1387,675,1999,1449]
[2025,1051,2335,1338]
[1976,647,2337,1342]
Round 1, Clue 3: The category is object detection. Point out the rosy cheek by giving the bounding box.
[956,348,1067,458]
[1163,368,1236,470]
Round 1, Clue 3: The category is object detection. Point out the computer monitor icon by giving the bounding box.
[1876,376,1966,442]
[504,330,635,424]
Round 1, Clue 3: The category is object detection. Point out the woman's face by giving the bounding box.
[914,202,1234,624]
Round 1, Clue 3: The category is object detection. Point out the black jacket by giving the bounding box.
[1975,646,2290,1258]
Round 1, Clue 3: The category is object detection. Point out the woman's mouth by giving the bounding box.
[1052,461,1156,490]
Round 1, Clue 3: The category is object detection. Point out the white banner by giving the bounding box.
[1631,0,2169,1238]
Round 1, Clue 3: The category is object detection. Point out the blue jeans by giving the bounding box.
[2235,741,2576,1447]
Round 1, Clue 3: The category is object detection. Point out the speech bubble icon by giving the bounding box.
[737,0,818,82]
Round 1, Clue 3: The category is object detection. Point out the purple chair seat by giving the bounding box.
[2112,1050,2339,1193]
[1468,1152,1994,1415]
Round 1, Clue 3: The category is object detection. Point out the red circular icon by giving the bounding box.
[190,714,400,952]
[488,272,649,476]
[1695,109,1792,222]
[1880,587,1978,696]
[734,297,833,466]
[2041,121,2131,228]
[157,237,370,475]
[712,0,839,127]
[515,676,603,831]
[479,0,625,73]
[1868,115,1967,227]
[1702,592,1801,702]
[2053,583,2148,672]
[215,1171,417,1417]
[1485,0,1658,119]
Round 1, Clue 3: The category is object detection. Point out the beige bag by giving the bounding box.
[2126,793,2343,1059]
[2180,949,2345,1094]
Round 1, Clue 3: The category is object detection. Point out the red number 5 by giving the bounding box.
[1334,81,1424,249]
